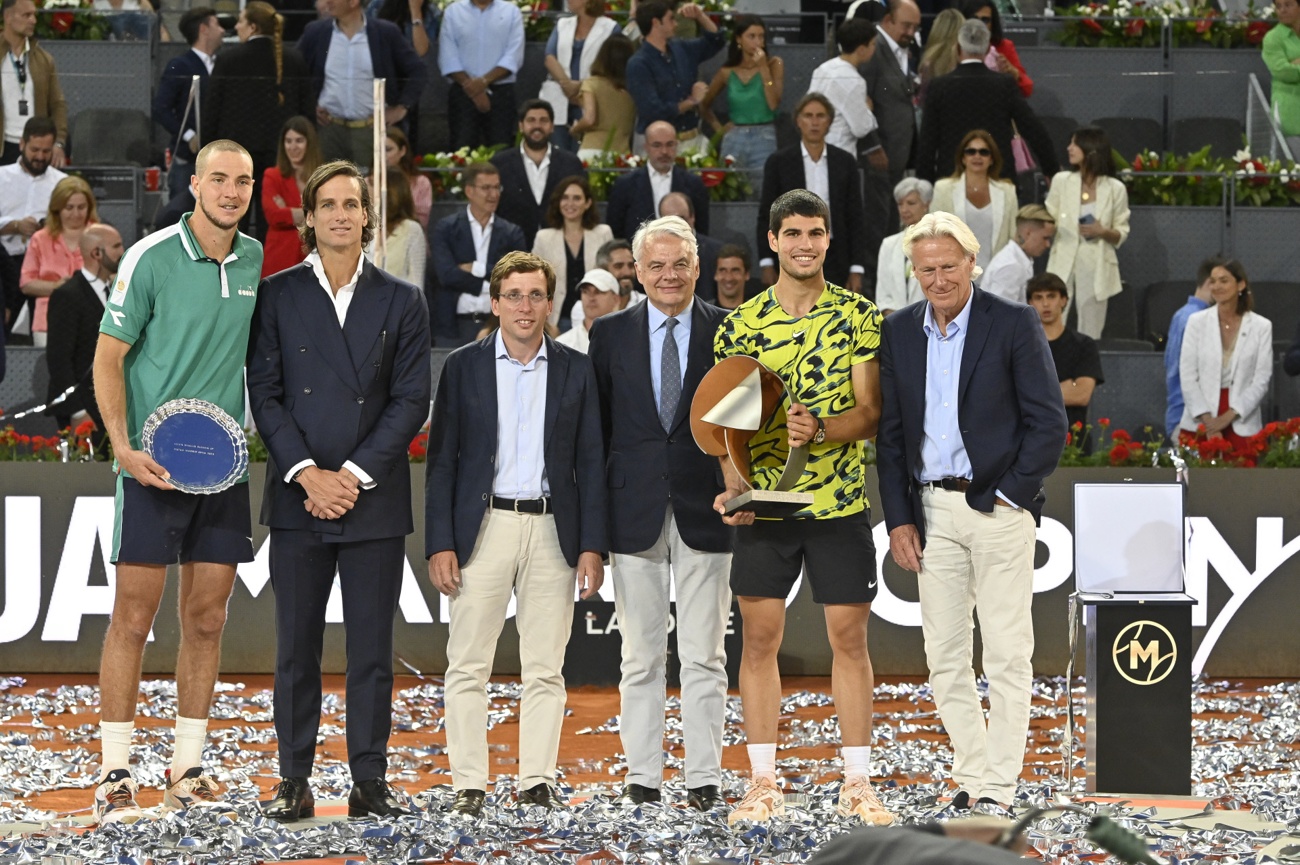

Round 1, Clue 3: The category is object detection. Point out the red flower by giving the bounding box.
[1083,17,1104,33]
[1194,16,1214,34]
[1132,155,1145,171]
[1071,420,1084,432]
[1108,444,1130,466]
[408,432,428,460]
[51,11,74,33]
[1098,417,1110,427]
[1110,428,1131,443]
[1125,18,1145,36]
[75,419,97,437]
[1246,20,1270,45]
[700,169,725,188]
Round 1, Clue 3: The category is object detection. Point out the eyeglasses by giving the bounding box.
[497,291,548,307]
[964,147,992,157]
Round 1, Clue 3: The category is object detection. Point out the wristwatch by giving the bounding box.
[812,415,826,445]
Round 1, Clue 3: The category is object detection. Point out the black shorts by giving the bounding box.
[730,509,877,605]
[112,475,254,565]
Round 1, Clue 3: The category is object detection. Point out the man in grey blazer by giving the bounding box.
[863,0,921,186]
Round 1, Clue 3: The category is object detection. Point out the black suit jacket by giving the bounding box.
[425,334,608,567]
[429,210,528,297]
[916,62,1059,182]
[491,146,587,248]
[588,298,730,554]
[605,166,710,241]
[206,39,313,163]
[153,48,208,163]
[875,288,1067,544]
[695,232,722,304]
[862,35,919,181]
[248,259,432,540]
[45,271,104,424]
[757,143,867,288]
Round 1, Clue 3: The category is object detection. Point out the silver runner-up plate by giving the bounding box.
[722,489,815,518]
[141,398,248,494]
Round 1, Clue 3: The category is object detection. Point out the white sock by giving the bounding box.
[747,743,777,781]
[100,720,134,778]
[170,716,209,780]
[842,745,872,782]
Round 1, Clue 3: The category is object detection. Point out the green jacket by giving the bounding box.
[1263,23,1300,137]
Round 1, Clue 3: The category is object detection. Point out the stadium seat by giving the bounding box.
[1249,282,1300,337]
[70,108,154,166]
[1142,280,1195,347]
[1171,117,1244,160]
[1092,116,1164,162]
[1096,338,1155,352]
[1101,285,1139,339]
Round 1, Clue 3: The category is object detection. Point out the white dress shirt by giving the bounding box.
[980,240,1033,304]
[457,206,495,315]
[649,166,673,217]
[808,56,878,156]
[876,26,911,76]
[522,144,552,205]
[0,161,68,255]
[493,330,550,497]
[82,267,108,305]
[555,320,590,352]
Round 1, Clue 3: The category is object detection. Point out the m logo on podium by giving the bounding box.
[1112,620,1177,685]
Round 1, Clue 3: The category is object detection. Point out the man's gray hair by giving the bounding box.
[957,19,991,57]
[893,177,934,205]
[902,212,984,279]
[631,215,698,264]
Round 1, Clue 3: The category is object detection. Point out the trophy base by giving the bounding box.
[724,490,815,519]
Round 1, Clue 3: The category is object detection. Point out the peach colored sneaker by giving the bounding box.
[836,777,895,825]
[727,775,785,825]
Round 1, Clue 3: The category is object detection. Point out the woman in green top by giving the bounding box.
[1263,0,1300,155]
[700,15,784,171]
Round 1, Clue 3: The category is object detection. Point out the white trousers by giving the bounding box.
[917,488,1036,804]
[611,507,732,788]
[444,509,576,791]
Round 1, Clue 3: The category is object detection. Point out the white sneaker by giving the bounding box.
[163,767,237,818]
[836,776,895,825]
[93,768,144,826]
[727,775,785,825]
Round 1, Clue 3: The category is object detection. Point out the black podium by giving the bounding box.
[1083,595,1195,795]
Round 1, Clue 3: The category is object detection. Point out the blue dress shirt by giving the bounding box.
[492,331,550,498]
[438,0,525,82]
[917,295,974,484]
[318,16,377,120]
[1164,295,1209,438]
[648,298,693,409]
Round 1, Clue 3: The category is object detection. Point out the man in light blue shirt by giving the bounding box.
[439,0,525,149]
[1164,258,1219,439]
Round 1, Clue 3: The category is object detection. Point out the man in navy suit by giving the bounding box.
[426,251,607,818]
[152,7,222,200]
[606,121,709,242]
[429,161,528,347]
[588,215,730,811]
[247,160,431,821]
[876,211,1066,811]
[491,99,586,248]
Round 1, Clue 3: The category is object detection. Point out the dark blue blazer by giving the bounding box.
[153,48,208,160]
[876,288,1067,544]
[490,146,587,249]
[429,209,527,296]
[588,298,730,555]
[605,166,710,242]
[247,259,432,540]
[425,334,608,567]
[298,16,427,109]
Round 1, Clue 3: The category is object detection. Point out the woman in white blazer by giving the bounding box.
[371,173,427,287]
[531,175,614,327]
[1045,125,1131,340]
[930,129,1018,272]
[540,0,619,149]
[876,177,932,315]
[1178,259,1273,447]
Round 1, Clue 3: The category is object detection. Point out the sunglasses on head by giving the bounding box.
[964,147,992,156]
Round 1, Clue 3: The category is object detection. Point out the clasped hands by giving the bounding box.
[461,76,492,113]
[298,465,360,520]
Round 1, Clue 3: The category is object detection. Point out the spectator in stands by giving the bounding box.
[570,34,636,160]
[757,94,867,292]
[699,15,784,173]
[439,0,525,150]
[981,204,1055,305]
[492,100,587,248]
[0,117,64,334]
[371,171,426,286]
[384,126,431,229]
[531,174,612,328]
[626,0,724,155]
[606,121,710,242]
[876,177,931,315]
[863,0,921,184]
[369,0,439,149]
[1,0,69,167]
[1178,259,1274,450]
[1045,125,1130,339]
[597,237,638,296]
[556,268,623,352]
[958,0,1032,97]
[154,7,222,199]
[93,0,162,43]
[1028,272,1102,438]
[1164,257,1220,439]
[541,0,619,151]
[713,242,761,310]
[657,190,721,304]
[429,162,527,346]
[45,224,122,451]
[808,19,885,170]
[917,8,963,110]
[20,176,96,348]
[301,0,428,168]
[915,20,1056,183]
[1263,0,1300,156]
[931,130,1016,271]
[261,117,321,278]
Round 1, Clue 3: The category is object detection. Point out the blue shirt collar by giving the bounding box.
[647,297,694,332]
[494,329,548,367]
[923,286,974,339]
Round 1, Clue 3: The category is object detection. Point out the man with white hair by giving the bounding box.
[876,177,932,315]
[915,19,1057,182]
[876,211,1066,813]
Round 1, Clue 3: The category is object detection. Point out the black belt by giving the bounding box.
[491,495,551,514]
[921,477,972,492]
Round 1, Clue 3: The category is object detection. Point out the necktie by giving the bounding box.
[659,317,680,431]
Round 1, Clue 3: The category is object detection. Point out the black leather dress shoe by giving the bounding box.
[949,791,972,811]
[615,783,662,805]
[517,783,563,808]
[686,784,723,811]
[450,788,486,817]
[348,778,414,818]
[262,777,314,820]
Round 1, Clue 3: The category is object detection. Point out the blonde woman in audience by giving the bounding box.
[531,175,613,327]
[21,176,97,348]
[930,130,1017,271]
[372,172,427,287]
[917,8,964,110]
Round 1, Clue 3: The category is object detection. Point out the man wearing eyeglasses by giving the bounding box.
[426,250,607,818]
[0,0,69,167]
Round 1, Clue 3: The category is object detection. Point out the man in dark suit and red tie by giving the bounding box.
[587,215,731,812]
[247,160,431,822]
[875,211,1066,813]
